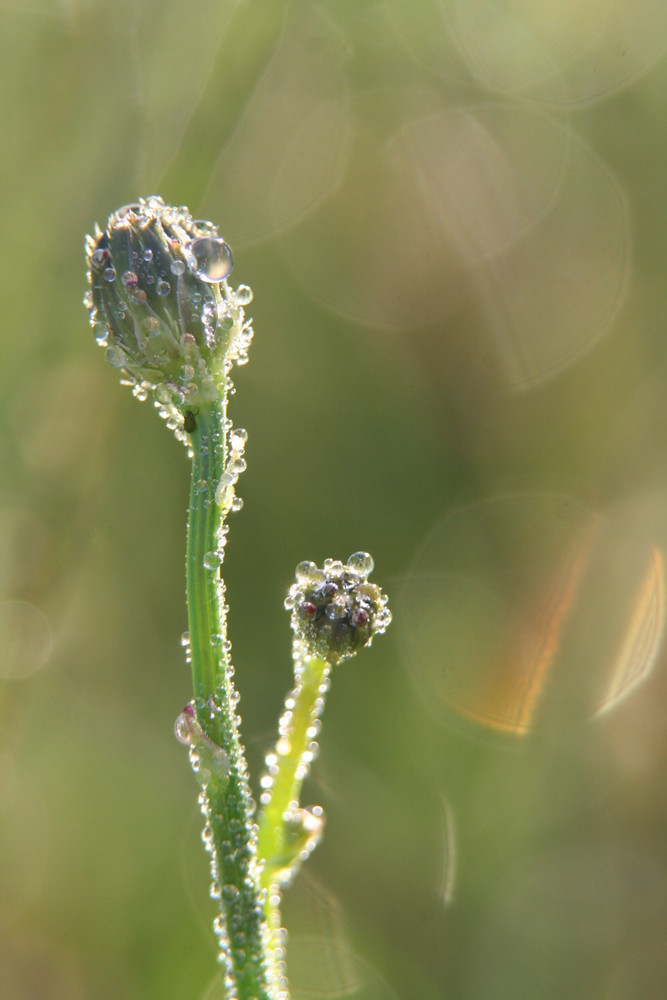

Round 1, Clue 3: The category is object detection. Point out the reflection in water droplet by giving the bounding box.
[186,237,234,283]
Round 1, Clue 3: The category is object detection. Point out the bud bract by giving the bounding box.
[286,553,392,663]
[83,196,253,434]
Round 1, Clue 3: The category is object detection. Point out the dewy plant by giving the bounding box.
[84,197,391,1000]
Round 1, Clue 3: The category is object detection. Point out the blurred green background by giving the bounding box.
[2,1,667,998]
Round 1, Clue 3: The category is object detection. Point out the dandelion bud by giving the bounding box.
[286,553,391,663]
[83,196,253,428]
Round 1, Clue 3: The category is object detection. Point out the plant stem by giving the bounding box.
[186,400,277,1000]
[257,655,330,926]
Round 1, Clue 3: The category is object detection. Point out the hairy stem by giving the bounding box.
[187,400,278,1000]
[257,655,330,933]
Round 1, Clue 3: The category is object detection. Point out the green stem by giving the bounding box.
[186,400,279,1000]
[257,655,330,928]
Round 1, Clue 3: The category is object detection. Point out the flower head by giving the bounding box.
[285,553,392,663]
[84,196,253,438]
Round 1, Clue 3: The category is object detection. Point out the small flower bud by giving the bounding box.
[286,553,391,663]
[84,196,253,430]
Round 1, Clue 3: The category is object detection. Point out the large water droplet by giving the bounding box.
[229,427,248,451]
[186,237,234,283]
[204,550,223,570]
[347,551,374,578]
[235,284,253,305]
[106,345,126,367]
[295,561,318,585]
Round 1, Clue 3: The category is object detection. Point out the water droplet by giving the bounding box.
[185,237,234,283]
[230,427,248,451]
[170,259,185,276]
[174,703,196,745]
[325,601,347,620]
[231,497,244,512]
[180,631,190,647]
[235,284,253,305]
[106,344,126,367]
[121,270,139,287]
[228,457,247,476]
[347,551,374,578]
[103,267,116,282]
[295,561,318,585]
[143,248,153,262]
[92,248,109,266]
[156,279,171,296]
[204,551,222,570]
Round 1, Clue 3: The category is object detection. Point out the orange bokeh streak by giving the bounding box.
[453,520,599,736]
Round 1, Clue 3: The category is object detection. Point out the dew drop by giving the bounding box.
[174,704,195,746]
[204,551,223,570]
[230,427,248,451]
[103,267,116,282]
[235,284,253,305]
[106,344,126,367]
[180,630,190,647]
[121,270,139,287]
[347,551,374,578]
[156,279,171,296]
[295,560,318,585]
[170,259,186,276]
[222,883,240,902]
[143,248,153,262]
[228,457,247,476]
[185,237,234,283]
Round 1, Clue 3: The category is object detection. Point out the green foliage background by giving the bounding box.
[2,1,667,998]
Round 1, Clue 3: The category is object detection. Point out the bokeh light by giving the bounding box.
[3,0,667,997]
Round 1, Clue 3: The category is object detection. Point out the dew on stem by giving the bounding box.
[84,197,391,1000]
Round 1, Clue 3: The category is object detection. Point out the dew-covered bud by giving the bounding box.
[286,553,391,663]
[83,196,253,434]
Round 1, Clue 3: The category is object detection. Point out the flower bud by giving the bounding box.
[83,196,253,428]
[285,553,392,663]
